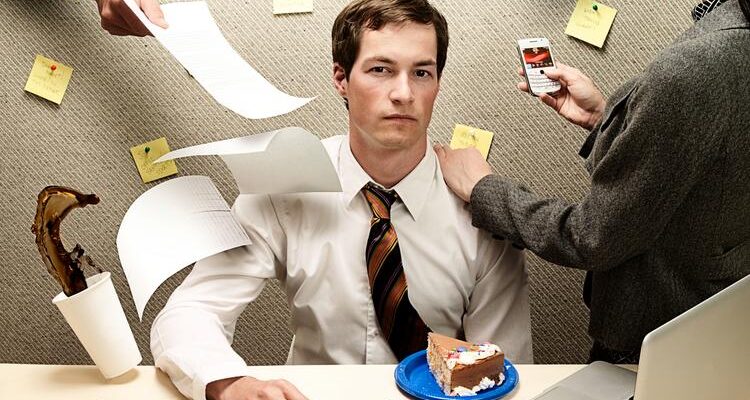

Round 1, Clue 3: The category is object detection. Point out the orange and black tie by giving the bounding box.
[362,182,430,361]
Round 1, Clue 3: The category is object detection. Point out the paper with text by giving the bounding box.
[450,124,494,160]
[24,55,73,104]
[157,127,342,194]
[273,0,314,15]
[123,0,314,118]
[565,0,618,48]
[130,137,178,183]
[117,176,251,319]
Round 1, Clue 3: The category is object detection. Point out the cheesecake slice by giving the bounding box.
[426,332,505,396]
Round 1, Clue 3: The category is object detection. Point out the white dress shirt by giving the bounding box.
[151,135,532,400]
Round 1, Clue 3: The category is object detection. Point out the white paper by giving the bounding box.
[124,0,314,119]
[157,126,342,194]
[117,176,252,319]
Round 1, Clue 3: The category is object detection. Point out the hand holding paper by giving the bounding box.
[96,0,167,36]
[123,0,314,119]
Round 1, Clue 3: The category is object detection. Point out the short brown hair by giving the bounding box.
[332,0,449,80]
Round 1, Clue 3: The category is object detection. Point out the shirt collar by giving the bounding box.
[339,135,436,221]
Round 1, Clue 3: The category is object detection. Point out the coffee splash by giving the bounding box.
[32,186,101,296]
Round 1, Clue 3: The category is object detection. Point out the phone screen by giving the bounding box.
[522,46,554,69]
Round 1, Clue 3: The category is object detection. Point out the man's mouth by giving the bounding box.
[384,113,417,122]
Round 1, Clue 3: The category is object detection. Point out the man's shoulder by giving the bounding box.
[320,134,346,160]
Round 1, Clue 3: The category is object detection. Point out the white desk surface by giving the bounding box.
[0,363,632,399]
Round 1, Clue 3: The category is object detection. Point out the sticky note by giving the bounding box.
[273,0,313,15]
[565,0,618,48]
[450,124,494,160]
[130,138,179,184]
[24,55,73,104]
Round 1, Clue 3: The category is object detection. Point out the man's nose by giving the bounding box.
[389,73,415,104]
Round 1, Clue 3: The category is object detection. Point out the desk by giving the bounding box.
[0,363,612,399]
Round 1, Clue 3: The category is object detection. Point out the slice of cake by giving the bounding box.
[426,332,505,396]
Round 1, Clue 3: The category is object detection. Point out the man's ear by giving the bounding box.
[332,63,348,98]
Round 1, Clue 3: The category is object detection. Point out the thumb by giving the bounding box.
[141,0,168,28]
[433,143,446,159]
[541,67,563,81]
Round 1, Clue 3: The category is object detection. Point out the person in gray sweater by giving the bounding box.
[435,0,750,363]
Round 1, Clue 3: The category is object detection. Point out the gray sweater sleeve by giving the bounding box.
[470,47,722,271]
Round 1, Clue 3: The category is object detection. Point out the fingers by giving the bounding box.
[276,379,309,400]
[112,0,151,36]
[517,81,529,93]
[141,0,168,28]
[99,0,163,36]
[538,93,558,109]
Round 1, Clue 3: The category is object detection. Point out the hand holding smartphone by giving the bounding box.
[517,38,561,96]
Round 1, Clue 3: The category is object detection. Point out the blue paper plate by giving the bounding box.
[394,350,519,400]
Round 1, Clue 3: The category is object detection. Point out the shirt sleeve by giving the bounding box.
[469,50,720,271]
[150,193,286,400]
[462,238,533,364]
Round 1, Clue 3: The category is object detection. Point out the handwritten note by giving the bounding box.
[565,0,618,48]
[24,55,73,104]
[130,137,179,183]
[450,124,494,160]
[273,0,313,15]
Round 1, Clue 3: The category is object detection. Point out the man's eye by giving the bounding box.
[415,70,432,78]
[370,66,387,73]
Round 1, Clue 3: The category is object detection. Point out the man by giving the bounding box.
[436,0,750,363]
[95,0,166,36]
[151,1,532,400]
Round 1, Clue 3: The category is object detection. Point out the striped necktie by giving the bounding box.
[362,182,430,360]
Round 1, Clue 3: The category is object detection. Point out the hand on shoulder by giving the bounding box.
[433,144,492,203]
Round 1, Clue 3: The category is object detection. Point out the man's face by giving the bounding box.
[334,22,440,153]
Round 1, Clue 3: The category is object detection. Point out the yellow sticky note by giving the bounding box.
[450,124,494,160]
[273,0,313,15]
[565,0,618,48]
[24,55,73,104]
[130,138,179,184]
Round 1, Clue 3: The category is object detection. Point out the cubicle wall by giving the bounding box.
[0,0,694,366]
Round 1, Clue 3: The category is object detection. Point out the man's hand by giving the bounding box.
[518,63,606,131]
[96,0,167,36]
[434,144,492,203]
[206,376,309,400]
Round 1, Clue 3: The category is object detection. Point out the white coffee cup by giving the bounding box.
[52,271,142,379]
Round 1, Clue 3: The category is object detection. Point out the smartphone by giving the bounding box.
[517,38,561,96]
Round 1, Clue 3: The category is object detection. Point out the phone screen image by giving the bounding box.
[522,47,554,69]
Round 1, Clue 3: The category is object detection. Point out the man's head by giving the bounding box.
[332,0,448,81]
[331,0,449,159]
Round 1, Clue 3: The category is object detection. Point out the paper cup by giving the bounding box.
[52,272,142,379]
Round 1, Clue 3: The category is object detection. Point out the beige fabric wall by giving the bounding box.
[0,0,694,366]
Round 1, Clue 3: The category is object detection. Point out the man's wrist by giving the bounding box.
[588,102,606,130]
[205,376,246,400]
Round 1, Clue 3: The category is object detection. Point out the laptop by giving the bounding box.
[532,273,750,400]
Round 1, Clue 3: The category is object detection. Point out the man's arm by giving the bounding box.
[96,0,167,36]
[462,240,533,364]
[469,51,720,271]
[151,194,306,400]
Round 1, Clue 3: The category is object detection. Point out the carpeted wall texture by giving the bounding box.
[0,0,694,366]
